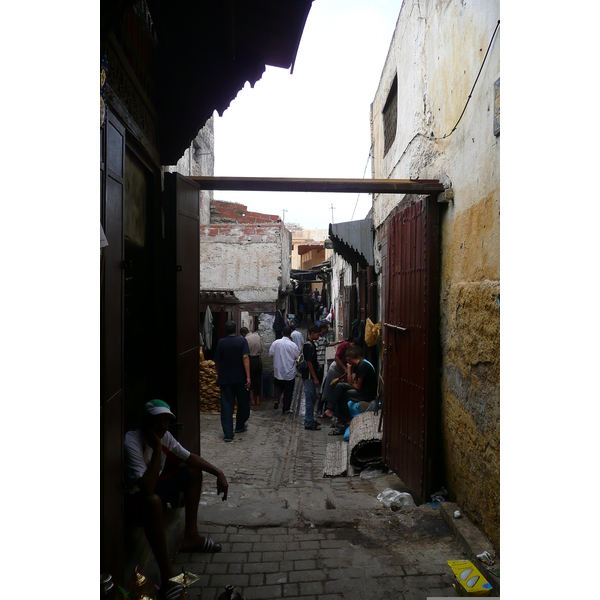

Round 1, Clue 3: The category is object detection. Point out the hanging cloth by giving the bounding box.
[202,306,214,350]
[218,307,227,340]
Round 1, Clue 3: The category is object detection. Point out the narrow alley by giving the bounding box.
[161,381,467,599]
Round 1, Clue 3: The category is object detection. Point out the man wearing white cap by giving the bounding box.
[124,399,229,600]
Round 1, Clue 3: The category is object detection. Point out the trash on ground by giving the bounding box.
[218,584,245,600]
[377,488,416,510]
[309,523,316,529]
[170,566,202,588]
[359,466,384,479]
[427,501,440,510]
[454,509,462,518]
[430,486,448,503]
[476,551,495,566]
[447,560,493,596]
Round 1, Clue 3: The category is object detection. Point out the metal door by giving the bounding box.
[382,195,440,502]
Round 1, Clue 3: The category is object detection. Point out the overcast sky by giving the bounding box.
[213,0,403,231]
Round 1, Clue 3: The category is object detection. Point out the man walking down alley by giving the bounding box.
[315,322,329,417]
[241,326,263,407]
[290,323,303,352]
[269,325,300,413]
[214,320,251,442]
[302,325,322,430]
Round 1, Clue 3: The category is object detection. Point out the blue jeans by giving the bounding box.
[220,383,250,439]
[304,379,317,428]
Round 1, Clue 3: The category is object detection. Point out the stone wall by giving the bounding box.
[257,313,276,377]
[370,0,500,551]
[200,200,290,304]
[166,116,214,225]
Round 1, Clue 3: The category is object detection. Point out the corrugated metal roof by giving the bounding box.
[329,219,373,267]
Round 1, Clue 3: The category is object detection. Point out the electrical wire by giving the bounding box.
[351,149,372,221]
[389,20,500,175]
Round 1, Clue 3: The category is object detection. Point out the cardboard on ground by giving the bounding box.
[447,559,493,596]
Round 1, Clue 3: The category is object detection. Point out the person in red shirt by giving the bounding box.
[317,337,358,417]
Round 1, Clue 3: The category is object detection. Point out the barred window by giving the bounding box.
[383,75,398,156]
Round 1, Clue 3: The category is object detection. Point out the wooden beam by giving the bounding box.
[188,176,445,194]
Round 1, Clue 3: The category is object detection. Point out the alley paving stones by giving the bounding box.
[166,388,466,598]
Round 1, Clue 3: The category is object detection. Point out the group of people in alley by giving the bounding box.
[123,316,376,599]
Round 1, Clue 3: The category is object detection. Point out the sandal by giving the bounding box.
[160,581,184,600]
[304,423,321,430]
[328,428,345,436]
[181,537,222,554]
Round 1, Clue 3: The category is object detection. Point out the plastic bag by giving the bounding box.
[359,467,384,479]
[348,401,364,418]
[377,488,416,510]
[365,318,381,347]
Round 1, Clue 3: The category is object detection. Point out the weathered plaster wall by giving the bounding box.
[281,227,291,295]
[370,0,500,551]
[167,116,214,225]
[200,226,284,303]
[200,200,290,304]
[330,253,354,342]
[258,313,276,376]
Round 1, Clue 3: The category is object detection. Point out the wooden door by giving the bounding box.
[101,108,125,578]
[163,173,201,455]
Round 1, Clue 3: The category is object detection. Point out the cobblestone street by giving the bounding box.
[166,382,466,599]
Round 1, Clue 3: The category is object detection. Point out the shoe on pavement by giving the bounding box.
[304,423,321,430]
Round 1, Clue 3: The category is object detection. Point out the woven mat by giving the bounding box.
[348,412,383,469]
[323,441,349,477]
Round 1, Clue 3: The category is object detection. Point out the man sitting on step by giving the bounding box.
[124,399,229,600]
[326,346,377,436]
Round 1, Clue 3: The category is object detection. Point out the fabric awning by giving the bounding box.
[329,219,374,268]
[291,270,320,281]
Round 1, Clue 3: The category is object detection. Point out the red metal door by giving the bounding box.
[382,196,440,503]
[164,173,201,455]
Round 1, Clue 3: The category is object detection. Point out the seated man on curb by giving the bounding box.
[318,337,358,418]
[125,399,229,600]
[326,346,377,436]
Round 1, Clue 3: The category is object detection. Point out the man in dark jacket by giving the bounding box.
[214,320,251,441]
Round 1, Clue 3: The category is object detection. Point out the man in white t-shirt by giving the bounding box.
[124,399,229,600]
[268,325,300,413]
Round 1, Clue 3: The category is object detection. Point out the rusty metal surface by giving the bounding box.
[382,197,440,503]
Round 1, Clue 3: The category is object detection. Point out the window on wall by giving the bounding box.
[383,75,398,156]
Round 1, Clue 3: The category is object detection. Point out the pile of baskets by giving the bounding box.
[199,359,221,413]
